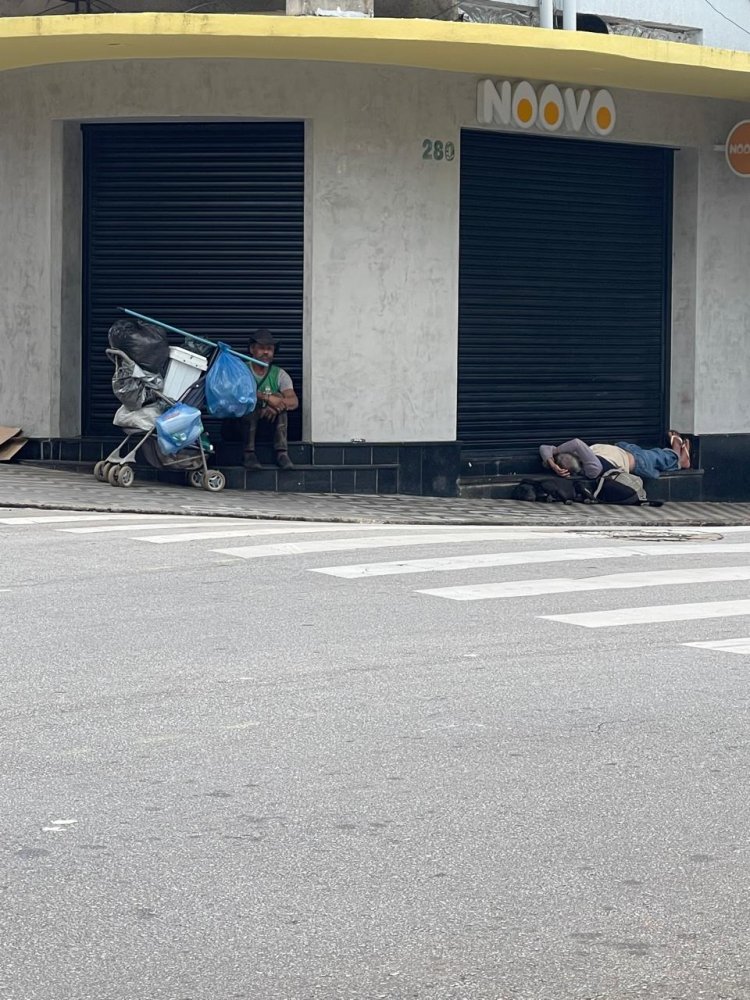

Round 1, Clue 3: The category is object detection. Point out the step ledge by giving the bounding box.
[461,469,704,486]
[21,460,399,472]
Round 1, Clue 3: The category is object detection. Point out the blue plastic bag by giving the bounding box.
[155,403,204,455]
[205,342,256,418]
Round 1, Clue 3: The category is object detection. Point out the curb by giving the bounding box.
[2,493,750,529]
[4,465,750,528]
[0,496,376,524]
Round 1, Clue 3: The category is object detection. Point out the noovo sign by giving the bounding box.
[726,120,750,177]
[477,79,617,137]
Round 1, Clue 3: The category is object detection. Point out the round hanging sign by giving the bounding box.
[726,120,750,177]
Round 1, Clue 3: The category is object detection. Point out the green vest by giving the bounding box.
[250,363,281,394]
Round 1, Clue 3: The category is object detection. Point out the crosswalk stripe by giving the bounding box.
[0,513,165,526]
[213,530,542,560]
[684,637,750,655]
[135,524,455,544]
[312,541,750,579]
[61,519,218,534]
[543,599,750,628]
[418,565,750,601]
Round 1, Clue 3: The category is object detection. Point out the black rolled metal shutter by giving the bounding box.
[82,122,304,437]
[458,129,672,452]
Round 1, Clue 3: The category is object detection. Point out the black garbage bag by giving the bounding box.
[112,357,164,410]
[108,318,170,375]
[181,376,206,411]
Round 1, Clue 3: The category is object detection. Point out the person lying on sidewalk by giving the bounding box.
[241,329,299,472]
[539,432,691,480]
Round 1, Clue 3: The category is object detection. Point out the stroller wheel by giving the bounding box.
[118,465,135,488]
[202,470,226,492]
[188,469,204,489]
[93,461,107,482]
[107,464,121,487]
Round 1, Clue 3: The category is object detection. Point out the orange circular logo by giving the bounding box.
[596,107,612,131]
[517,98,534,124]
[726,120,750,176]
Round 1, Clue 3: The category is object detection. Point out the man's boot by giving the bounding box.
[243,451,262,471]
[276,452,294,471]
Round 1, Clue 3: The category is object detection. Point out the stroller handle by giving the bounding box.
[106,347,175,406]
[117,307,269,369]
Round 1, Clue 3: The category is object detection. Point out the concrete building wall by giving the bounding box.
[695,145,750,434]
[461,78,750,438]
[0,91,54,435]
[0,59,460,442]
[0,57,749,442]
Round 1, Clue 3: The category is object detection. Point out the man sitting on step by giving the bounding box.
[241,329,299,472]
[539,432,691,480]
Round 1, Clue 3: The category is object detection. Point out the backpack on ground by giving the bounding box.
[512,478,595,505]
[592,470,663,507]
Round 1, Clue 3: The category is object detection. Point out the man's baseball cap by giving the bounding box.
[248,328,279,347]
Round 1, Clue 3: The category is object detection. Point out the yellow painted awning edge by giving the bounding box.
[0,13,749,102]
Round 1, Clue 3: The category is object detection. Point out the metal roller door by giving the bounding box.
[458,129,672,453]
[82,122,305,437]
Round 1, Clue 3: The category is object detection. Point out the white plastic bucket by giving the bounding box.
[164,345,208,401]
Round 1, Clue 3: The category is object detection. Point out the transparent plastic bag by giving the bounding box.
[205,342,256,418]
[155,403,204,455]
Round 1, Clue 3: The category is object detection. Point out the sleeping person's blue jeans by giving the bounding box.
[617,441,679,479]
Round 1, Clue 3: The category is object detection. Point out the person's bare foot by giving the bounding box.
[679,437,691,469]
[668,431,684,456]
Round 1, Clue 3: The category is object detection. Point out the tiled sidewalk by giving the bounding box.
[2,464,750,526]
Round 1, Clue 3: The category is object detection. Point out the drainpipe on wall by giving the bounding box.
[562,0,577,30]
[539,0,554,29]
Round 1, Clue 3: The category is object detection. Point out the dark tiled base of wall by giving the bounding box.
[460,469,704,502]
[461,439,710,502]
[461,437,704,480]
[22,439,461,497]
[697,435,750,501]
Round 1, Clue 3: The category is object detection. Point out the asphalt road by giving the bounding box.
[2,508,750,1000]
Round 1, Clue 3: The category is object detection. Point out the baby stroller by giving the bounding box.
[93,319,226,492]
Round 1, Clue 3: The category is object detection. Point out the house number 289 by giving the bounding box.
[422,139,455,161]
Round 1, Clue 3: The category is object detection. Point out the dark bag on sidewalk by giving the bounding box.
[513,478,594,505]
[592,470,664,507]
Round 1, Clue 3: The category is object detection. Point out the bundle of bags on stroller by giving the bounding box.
[109,317,207,456]
[108,316,257,454]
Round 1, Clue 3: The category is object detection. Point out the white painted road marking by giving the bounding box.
[0,513,169,526]
[684,638,750,655]
[140,526,575,546]
[213,531,559,560]
[61,519,218,534]
[312,542,750,579]
[418,565,750,601]
[543,599,750,628]
[137,524,452,544]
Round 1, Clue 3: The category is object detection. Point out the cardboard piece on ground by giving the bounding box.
[0,426,28,462]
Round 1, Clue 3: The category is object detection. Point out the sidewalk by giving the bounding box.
[3,464,750,526]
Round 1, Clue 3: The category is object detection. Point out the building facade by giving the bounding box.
[1,9,750,497]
